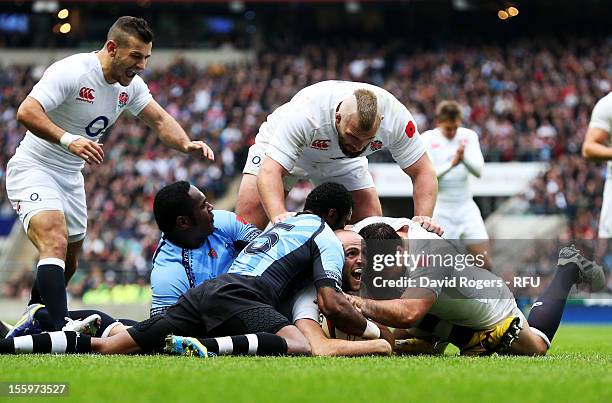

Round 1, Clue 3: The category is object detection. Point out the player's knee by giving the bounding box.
[45,237,69,258]
[530,340,549,356]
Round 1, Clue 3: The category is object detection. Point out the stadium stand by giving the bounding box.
[1,35,612,299]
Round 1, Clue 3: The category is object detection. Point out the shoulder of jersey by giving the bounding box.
[459,127,479,138]
[53,52,97,72]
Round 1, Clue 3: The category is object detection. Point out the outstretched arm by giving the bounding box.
[349,287,436,329]
[295,319,391,356]
[138,100,214,160]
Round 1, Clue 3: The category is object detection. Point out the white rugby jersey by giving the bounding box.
[354,216,513,329]
[351,216,440,240]
[14,52,152,172]
[588,92,612,178]
[255,80,426,173]
[422,127,484,204]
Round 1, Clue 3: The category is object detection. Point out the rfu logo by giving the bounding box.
[310,139,330,150]
[118,92,129,108]
[76,87,95,104]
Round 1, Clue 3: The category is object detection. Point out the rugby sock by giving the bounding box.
[197,333,288,356]
[0,331,92,354]
[527,263,579,344]
[35,259,69,330]
[28,284,43,305]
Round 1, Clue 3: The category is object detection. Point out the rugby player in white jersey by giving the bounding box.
[5,16,214,333]
[583,92,612,238]
[421,100,491,269]
[348,221,606,356]
[236,80,441,235]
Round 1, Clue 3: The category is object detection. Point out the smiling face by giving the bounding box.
[107,36,152,86]
[336,230,365,292]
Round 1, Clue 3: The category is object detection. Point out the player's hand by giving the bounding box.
[345,294,364,312]
[451,142,465,166]
[272,211,296,224]
[377,323,395,348]
[68,138,104,164]
[185,140,215,161]
[412,216,444,236]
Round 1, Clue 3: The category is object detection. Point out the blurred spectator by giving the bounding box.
[2,35,612,296]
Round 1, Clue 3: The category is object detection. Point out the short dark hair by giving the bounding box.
[107,16,154,46]
[304,182,353,219]
[435,100,462,122]
[358,222,400,241]
[358,222,402,257]
[154,181,193,233]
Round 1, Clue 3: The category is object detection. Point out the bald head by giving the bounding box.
[335,229,363,249]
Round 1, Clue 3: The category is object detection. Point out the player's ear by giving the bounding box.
[325,208,338,227]
[175,215,192,230]
[106,40,118,56]
[335,112,342,126]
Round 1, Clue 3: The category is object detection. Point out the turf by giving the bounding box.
[1,325,611,403]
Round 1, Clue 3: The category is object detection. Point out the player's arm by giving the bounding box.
[295,319,391,357]
[17,98,104,164]
[257,111,309,223]
[461,134,484,178]
[582,127,612,161]
[403,153,438,217]
[316,286,371,336]
[257,157,291,223]
[138,99,214,160]
[349,288,436,329]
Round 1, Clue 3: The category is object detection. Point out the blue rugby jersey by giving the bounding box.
[150,210,260,315]
[228,213,345,302]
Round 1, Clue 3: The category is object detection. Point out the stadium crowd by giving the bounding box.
[1,35,611,298]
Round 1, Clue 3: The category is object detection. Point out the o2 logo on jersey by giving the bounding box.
[85,115,110,138]
[76,87,95,104]
[405,121,416,138]
[118,92,129,108]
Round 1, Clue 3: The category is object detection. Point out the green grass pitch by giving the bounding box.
[1,325,611,403]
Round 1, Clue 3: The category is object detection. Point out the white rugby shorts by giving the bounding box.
[242,143,374,192]
[6,156,87,243]
[434,199,489,243]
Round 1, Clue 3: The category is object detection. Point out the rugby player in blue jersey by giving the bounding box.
[1,183,380,357]
[149,181,261,316]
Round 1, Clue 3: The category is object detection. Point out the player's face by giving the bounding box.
[111,36,152,86]
[187,185,215,239]
[331,207,352,230]
[438,119,461,139]
[338,232,365,292]
[336,114,376,157]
